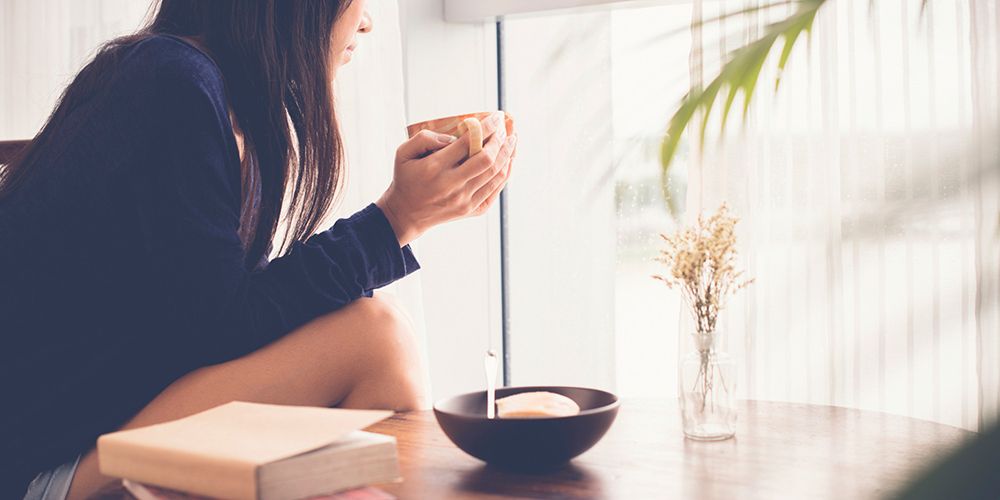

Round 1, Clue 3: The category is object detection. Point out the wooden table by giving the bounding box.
[366,399,972,499]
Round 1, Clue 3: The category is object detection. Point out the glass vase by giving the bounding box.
[678,331,737,440]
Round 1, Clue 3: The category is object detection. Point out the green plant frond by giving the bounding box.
[774,11,817,92]
[660,91,700,200]
[660,0,828,176]
[720,82,741,134]
[697,79,725,147]
[738,41,772,122]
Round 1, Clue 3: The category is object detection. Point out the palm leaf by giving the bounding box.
[658,0,939,212]
[660,0,826,184]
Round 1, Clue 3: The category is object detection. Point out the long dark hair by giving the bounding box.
[0,0,350,268]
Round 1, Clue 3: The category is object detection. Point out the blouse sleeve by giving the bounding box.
[129,39,419,363]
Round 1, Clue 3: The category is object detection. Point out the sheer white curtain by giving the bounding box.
[968,0,1000,431]
[0,0,433,404]
[688,0,1000,431]
[334,0,433,404]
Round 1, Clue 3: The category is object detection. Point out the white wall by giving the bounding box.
[397,0,505,400]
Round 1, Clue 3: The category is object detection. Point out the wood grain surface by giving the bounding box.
[364,399,972,499]
[94,399,972,499]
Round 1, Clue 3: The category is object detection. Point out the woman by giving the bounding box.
[0,0,517,498]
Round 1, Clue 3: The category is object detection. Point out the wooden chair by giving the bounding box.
[0,140,29,165]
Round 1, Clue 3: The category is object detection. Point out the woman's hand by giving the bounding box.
[376,112,518,246]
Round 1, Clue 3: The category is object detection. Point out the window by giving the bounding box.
[500,2,696,394]
[495,0,999,430]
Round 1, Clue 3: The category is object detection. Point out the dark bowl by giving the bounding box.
[433,386,620,471]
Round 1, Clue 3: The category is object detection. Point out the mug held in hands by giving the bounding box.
[407,111,515,158]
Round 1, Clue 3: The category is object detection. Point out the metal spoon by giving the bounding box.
[485,349,499,419]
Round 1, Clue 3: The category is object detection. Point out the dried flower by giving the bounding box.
[653,203,753,336]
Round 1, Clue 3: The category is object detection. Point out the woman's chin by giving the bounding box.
[330,55,351,79]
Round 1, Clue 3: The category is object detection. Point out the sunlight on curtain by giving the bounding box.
[968,0,1000,431]
[687,0,1000,431]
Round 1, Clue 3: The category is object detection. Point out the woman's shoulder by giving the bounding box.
[117,34,227,98]
[125,34,219,72]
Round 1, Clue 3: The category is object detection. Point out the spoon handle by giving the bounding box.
[485,350,499,419]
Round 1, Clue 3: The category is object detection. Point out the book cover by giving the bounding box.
[98,402,394,499]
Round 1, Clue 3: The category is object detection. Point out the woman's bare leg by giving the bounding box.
[66,293,425,500]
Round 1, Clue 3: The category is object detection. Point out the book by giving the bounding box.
[98,401,400,500]
[122,480,396,500]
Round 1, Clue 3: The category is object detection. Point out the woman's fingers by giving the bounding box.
[428,112,506,167]
[472,173,506,215]
[476,111,504,147]
[471,161,513,215]
[464,134,516,193]
[470,141,516,212]
[452,128,507,183]
[397,129,456,160]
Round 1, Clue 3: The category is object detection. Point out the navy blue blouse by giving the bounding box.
[0,35,419,495]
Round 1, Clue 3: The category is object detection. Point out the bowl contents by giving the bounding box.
[495,391,581,418]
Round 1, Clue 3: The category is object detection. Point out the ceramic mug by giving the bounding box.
[406,111,515,155]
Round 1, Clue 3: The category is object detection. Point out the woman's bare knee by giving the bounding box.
[334,293,425,411]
